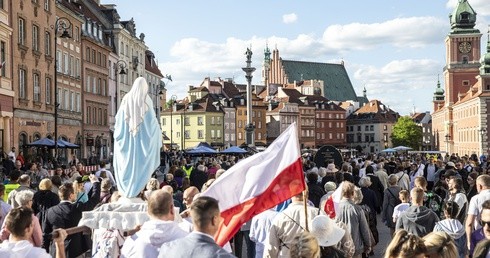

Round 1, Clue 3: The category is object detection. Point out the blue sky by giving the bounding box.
[102,0,490,115]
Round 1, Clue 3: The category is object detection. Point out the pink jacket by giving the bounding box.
[0,214,42,247]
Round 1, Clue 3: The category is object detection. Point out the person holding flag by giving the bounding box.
[201,123,307,250]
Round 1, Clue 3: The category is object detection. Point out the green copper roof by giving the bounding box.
[449,0,479,34]
[281,60,358,101]
[480,35,490,74]
[434,80,444,95]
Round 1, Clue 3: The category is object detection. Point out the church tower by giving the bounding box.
[433,79,445,111]
[480,29,490,91]
[444,0,482,105]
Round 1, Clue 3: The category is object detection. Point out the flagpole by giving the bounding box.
[303,189,309,232]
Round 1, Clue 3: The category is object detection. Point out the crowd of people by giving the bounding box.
[299,152,490,258]
[1,148,490,257]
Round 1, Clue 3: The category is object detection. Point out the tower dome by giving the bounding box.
[449,0,479,34]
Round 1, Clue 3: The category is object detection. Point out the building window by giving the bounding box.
[184,130,190,139]
[76,93,80,112]
[184,117,190,126]
[98,108,102,125]
[19,68,26,99]
[63,53,68,74]
[86,107,91,124]
[198,130,203,139]
[44,31,51,56]
[0,41,5,77]
[462,80,470,86]
[32,25,39,51]
[18,18,26,45]
[258,132,262,140]
[197,117,203,125]
[45,77,51,104]
[238,132,242,140]
[383,125,388,131]
[33,73,40,102]
[44,0,50,11]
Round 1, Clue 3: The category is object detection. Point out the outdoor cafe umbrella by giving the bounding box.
[221,146,247,154]
[27,137,55,147]
[57,139,80,149]
[186,146,217,155]
[381,148,397,153]
[393,146,413,151]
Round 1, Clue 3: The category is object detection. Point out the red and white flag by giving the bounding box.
[202,123,305,246]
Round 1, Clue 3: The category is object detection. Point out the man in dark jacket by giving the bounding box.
[189,165,208,191]
[43,174,100,257]
[395,187,439,237]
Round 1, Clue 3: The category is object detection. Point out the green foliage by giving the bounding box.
[391,116,423,150]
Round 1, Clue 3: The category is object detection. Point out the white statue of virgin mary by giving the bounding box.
[113,77,161,198]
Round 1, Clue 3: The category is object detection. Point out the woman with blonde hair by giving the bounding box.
[385,229,426,258]
[290,231,320,258]
[143,178,159,200]
[423,231,458,258]
[32,178,59,221]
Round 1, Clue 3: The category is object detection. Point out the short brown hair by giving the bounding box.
[59,183,74,201]
[190,196,219,229]
[5,207,33,237]
[477,175,490,188]
[148,190,173,217]
[411,187,425,204]
[414,177,427,189]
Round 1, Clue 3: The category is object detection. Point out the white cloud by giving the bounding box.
[158,16,452,113]
[322,17,447,51]
[352,59,442,114]
[282,13,298,24]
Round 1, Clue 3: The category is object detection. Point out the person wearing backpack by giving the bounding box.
[394,165,410,190]
[381,174,401,236]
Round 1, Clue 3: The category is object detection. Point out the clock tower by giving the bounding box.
[444,0,482,105]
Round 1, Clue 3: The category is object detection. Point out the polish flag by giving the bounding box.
[202,123,305,246]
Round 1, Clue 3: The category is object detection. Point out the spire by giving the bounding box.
[363,86,367,98]
[264,42,271,66]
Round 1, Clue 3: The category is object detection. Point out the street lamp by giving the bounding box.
[445,134,451,154]
[480,128,487,156]
[114,60,127,111]
[170,95,177,150]
[54,17,72,163]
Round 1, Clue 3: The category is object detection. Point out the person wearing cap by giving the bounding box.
[311,215,346,257]
[466,174,490,250]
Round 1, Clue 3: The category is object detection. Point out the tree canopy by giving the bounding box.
[391,116,423,150]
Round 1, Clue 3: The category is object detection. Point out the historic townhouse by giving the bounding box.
[12,0,56,153]
[0,0,12,154]
[347,100,399,153]
[53,1,84,161]
[145,50,164,121]
[78,1,112,161]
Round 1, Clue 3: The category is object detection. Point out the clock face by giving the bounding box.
[459,42,472,53]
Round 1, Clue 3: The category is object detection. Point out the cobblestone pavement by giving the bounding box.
[373,214,391,258]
